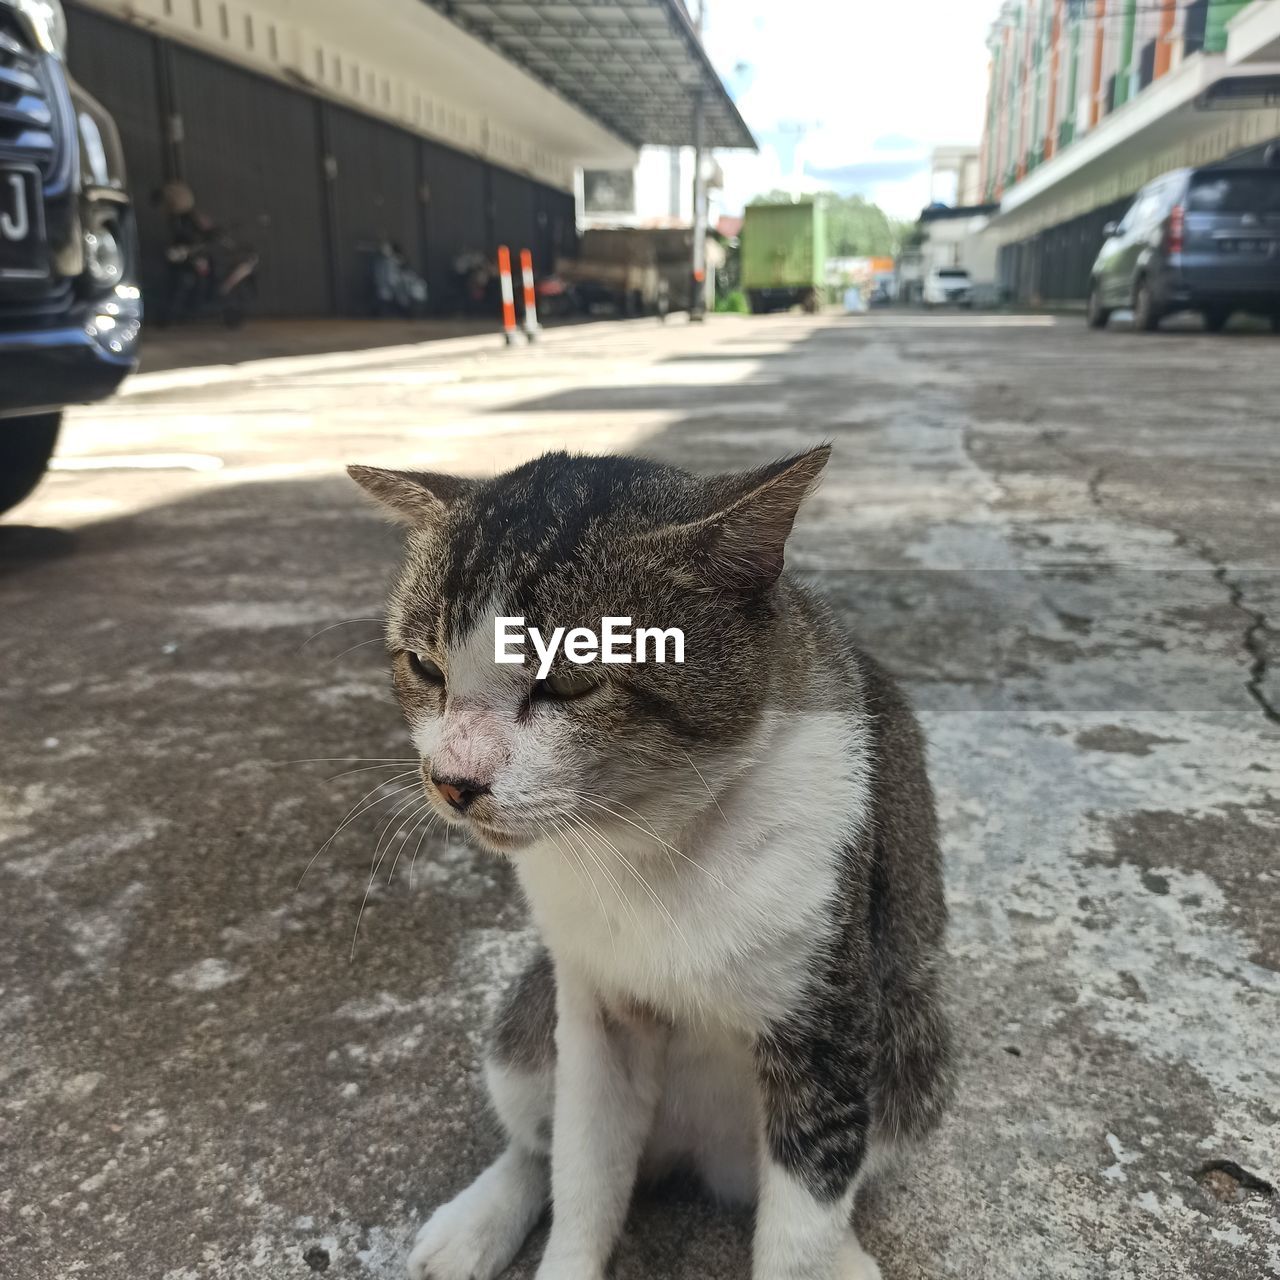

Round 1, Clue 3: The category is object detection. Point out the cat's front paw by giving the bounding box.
[532,1264,604,1280]
[839,1231,883,1280]
[406,1195,515,1280]
[532,1246,605,1280]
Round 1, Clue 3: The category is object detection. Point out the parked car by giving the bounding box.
[0,0,141,515]
[1087,164,1280,333]
[923,267,973,308]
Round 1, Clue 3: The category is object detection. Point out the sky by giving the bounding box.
[700,0,1001,218]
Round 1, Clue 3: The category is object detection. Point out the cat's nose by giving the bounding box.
[431,773,489,813]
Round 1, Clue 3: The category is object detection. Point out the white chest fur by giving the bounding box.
[516,710,872,1034]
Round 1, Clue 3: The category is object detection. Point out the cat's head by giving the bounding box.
[348,448,828,856]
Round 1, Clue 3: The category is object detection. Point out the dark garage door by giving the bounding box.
[535,183,576,274]
[420,139,487,310]
[323,106,423,316]
[169,47,330,316]
[489,164,537,263]
[65,5,171,302]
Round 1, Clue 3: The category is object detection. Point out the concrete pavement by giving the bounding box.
[2,313,1277,1280]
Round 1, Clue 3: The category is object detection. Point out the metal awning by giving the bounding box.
[419,0,756,151]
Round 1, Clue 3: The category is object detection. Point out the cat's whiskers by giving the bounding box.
[278,756,419,766]
[325,760,422,783]
[567,792,728,892]
[299,617,385,650]
[568,814,691,955]
[297,771,422,890]
[326,636,392,665]
[407,801,440,894]
[351,794,435,959]
[367,788,432,880]
[387,806,442,888]
[678,747,728,824]
[555,816,641,934]
[541,819,616,959]
[583,800,680,880]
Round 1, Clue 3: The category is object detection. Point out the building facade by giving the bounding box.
[979,0,1280,303]
[63,0,750,317]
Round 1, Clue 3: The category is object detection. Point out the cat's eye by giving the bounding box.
[537,668,601,701]
[406,652,445,686]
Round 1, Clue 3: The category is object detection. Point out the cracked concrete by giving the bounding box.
[2,314,1278,1279]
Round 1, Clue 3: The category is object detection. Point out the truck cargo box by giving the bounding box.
[741,199,827,314]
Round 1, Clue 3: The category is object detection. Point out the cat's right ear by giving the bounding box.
[346,465,473,528]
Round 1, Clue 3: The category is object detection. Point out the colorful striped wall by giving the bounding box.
[979,0,1255,201]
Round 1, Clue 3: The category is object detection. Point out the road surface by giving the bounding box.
[2,313,1277,1280]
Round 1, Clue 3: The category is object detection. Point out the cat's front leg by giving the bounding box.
[752,1012,880,1280]
[534,967,666,1280]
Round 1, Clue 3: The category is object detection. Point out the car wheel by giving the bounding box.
[1086,284,1112,330]
[0,411,62,516]
[1202,310,1229,334]
[1133,279,1161,332]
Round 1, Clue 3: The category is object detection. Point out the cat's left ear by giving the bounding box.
[698,446,830,589]
[649,446,830,592]
[346,465,474,528]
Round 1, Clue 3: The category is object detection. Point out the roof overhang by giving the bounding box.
[919,203,999,223]
[991,53,1280,238]
[1228,0,1280,65]
[418,0,756,151]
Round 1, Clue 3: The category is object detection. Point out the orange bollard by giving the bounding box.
[519,248,540,341]
[497,245,520,346]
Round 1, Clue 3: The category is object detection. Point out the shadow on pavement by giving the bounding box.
[0,523,79,575]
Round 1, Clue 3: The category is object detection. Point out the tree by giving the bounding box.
[826,195,896,258]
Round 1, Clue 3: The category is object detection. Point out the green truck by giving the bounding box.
[740,198,828,314]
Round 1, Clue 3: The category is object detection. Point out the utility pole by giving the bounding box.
[690,0,708,321]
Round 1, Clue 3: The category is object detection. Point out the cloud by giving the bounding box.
[704,0,1000,216]
[805,159,930,187]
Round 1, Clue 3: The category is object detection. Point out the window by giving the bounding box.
[1127,185,1167,231]
[1188,172,1280,215]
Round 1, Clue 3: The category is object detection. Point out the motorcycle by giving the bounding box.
[155,181,260,328]
[450,250,497,315]
[363,239,428,318]
[163,236,259,328]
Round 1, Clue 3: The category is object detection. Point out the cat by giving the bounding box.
[348,447,952,1280]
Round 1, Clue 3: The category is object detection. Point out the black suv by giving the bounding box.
[0,0,141,515]
[1087,163,1280,333]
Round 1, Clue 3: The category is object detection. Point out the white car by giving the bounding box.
[923,268,974,308]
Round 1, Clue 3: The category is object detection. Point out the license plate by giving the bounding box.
[1223,238,1274,255]
[0,165,48,282]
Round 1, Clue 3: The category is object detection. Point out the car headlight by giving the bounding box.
[16,0,68,58]
[84,225,124,289]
